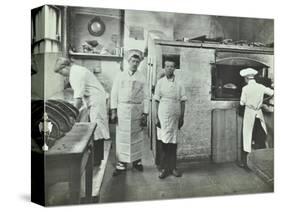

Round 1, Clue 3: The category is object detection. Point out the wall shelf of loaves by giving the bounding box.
[68,50,123,61]
[67,7,124,62]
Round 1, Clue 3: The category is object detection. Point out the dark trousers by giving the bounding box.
[159,142,177,171]
[252,118,266,149]
[93,139,104,166]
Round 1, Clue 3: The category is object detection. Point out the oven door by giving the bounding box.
[211,51,273,101]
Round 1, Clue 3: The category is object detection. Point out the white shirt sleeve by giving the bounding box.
[263,85,274,96]
[70,69,86,99]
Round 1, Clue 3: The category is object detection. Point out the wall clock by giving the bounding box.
[88,16,106,36]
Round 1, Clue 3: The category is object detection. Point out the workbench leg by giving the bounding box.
[85,148,94,202]
[69,165,81,204]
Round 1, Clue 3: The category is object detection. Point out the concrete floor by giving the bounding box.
[100,134,273,203]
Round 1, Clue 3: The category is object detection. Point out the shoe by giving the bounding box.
[237,161,250,170]
[112,169,125,177]
[237,161,245,167]
[159,169,169,179]
[171,169,182,177]
[133,164,144,172]
[238,151,250,170]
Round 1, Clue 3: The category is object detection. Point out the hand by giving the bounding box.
[178,117,184,129]
[140,114,147,127]
[156,117,161,129]
[238,105,245,117]
[111,109,118,124]
[74,98,83,110]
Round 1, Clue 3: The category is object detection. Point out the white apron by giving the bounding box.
[116,80,145,163]
[83,95,110,140]
[157,98,181,144]
[243,106,267,152]
[240,80,273,153]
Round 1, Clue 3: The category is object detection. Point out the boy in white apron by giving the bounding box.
[239,68,273,168]
[154,59,187,179]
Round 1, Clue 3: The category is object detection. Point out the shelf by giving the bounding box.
[154,39,274,55]
[69,50,123,61]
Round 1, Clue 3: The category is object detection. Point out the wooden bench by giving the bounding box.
[91,140,111,202]
[45,122,96,205]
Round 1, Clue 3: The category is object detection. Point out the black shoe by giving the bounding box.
[238,151,250,170]
[133,164,144,172]
[112,169,125,177]
[237,161,251,170]
[171,169,182,177]
[159,169,169,179]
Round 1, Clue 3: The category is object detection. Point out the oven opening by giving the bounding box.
[211,57,270,101]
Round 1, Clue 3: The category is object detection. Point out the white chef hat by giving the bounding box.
[240,68,258,78]
[126,49,144,61]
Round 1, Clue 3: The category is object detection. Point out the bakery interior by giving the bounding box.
[31,5,274,206]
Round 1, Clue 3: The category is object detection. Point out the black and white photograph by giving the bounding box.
[30,3,275,207]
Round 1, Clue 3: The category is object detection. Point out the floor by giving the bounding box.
[46,126,273,205]
[248,148,274,185]
[99,130,273,203]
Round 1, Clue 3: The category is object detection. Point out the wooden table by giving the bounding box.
[45,122,96,205]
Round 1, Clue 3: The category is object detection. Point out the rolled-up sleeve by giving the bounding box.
[179,83,187,101]
[263,86,274,96]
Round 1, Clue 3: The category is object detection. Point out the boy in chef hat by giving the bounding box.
[238,67,273,168]
[240,67,258,80]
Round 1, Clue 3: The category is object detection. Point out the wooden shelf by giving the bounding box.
[69,50,123,61]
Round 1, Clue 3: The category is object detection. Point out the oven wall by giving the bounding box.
[178,47,215,160]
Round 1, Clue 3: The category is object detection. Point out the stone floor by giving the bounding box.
[99,136,273,203]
